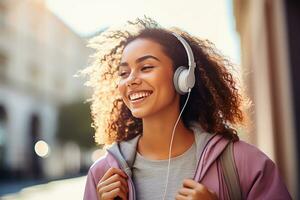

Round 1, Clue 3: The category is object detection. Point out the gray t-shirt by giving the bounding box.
[132,141,197,200]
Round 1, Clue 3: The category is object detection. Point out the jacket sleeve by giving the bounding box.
[234,141,292,200]
[83,168,99,200]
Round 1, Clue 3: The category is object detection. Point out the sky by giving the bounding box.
[45,0,241,64]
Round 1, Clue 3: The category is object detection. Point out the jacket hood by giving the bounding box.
[107,122,231,181]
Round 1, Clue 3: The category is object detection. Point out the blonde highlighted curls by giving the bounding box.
[81,17,248,145]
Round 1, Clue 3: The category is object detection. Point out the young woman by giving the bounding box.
[83,18,291,200]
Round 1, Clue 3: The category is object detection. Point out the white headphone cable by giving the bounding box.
[162,88,192,200]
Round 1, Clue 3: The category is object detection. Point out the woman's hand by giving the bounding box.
[97,167,129,200]
[175,179,218,200]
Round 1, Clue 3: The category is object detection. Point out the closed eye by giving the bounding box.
[141,66,154,71]
[118,71,130,78]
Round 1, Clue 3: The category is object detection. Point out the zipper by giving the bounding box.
[127,174,136,200]
[107,150,136,200]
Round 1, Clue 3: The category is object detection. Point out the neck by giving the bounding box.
[138,103,194,160]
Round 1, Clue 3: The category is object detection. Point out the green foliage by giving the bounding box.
[57,101,95,149]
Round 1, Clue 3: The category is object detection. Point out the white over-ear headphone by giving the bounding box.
[172,32,196,95]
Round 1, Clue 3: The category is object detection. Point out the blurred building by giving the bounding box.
[0,0,90,179]
[234,0,299,198]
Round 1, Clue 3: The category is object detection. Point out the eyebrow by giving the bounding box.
[119,55,160,67]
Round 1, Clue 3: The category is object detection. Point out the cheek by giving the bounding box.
[118,84,130,108]
[156,73,175,92]
[117,83,121,94]
[117,82,126,99]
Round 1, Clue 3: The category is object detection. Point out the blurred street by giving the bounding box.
[0,176,86,200]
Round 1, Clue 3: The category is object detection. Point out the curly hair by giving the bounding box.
[81,17,247,145]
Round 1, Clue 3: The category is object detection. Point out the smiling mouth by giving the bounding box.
[128,90,153,102]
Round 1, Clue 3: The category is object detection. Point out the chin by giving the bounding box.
[131,110,146,119]
[130,107,154,119]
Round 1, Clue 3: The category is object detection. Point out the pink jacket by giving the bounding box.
[84,128,291,200]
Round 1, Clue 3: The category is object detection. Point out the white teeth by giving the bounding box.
[129,91,151,101]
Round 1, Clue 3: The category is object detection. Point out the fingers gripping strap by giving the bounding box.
[219,142,242,200]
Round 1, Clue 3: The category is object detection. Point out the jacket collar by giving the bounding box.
[107,134,141,177]
[106,122,229,181]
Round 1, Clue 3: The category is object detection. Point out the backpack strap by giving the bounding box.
[219,142,243,200]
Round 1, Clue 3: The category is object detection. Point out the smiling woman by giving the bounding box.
[83,19,243,145]
[81,17,291,200]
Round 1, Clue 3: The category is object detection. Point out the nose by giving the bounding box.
[126,73,142,87]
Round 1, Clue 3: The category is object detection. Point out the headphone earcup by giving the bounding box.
[173,66,188,95]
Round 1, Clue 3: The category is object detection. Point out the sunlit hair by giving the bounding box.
[81,17,249,145]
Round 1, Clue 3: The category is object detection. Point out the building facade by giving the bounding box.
[0,0,90,179]
[233,0,299,198]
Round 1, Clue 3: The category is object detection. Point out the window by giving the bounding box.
[0,53,7,81]
[0,105,7,167]
[0,3,6,29]
[28,64,42,91]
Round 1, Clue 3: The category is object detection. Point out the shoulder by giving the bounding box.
[87,153,111,184]
[233,140,271,164]
[232,140,276,180]
[232,140,291,199]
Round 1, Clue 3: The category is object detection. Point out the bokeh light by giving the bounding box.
[34,140,50,158]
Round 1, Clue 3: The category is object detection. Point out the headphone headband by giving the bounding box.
[171,32,196,70]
